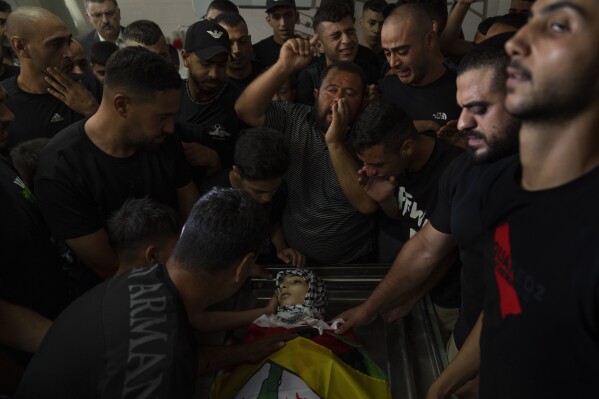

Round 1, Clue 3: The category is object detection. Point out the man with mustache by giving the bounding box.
[380,3,461,136]
[216,12,264,89]
[178,19,246,187]
[77,0,125,58]
[236,36,378,264]
[35,48,198,295]
[429,0,599,397]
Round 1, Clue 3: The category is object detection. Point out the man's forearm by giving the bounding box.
[235,62,291,127]
[0,300,52,353]
[364,224,455,312]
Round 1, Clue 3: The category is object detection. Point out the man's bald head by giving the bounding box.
[386,3,434,38]
[6,6,65,40]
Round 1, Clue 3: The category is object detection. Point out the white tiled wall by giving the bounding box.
[116,0,514,46]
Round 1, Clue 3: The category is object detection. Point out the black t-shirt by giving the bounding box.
[16,264,197,399]
[177,81,245,171]
[295,50,381,106]
[253,35,282,67]
[430,153,514,347]
[0,160,70,319]
[224,60,265,90]
[382,139,463,307]
[35,120,191,242]
[379,69,461,134]
[0,64,19,81]
[2,74,102,150]
[479,156,599,398]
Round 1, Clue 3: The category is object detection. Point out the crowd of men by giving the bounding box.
[1,0,598,397]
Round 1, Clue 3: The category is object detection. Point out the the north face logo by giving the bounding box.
[207,30,223,39]
[50,113,64,123]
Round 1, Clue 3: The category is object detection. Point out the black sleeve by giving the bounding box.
[429,157,460,234]
[263,102,289,135]
[36,172,104,241]
[165,134,192,189]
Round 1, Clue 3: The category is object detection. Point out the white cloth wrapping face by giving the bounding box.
[252,269,343,334]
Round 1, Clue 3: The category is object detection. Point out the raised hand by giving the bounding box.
[45,67,99,117]
[278,34,320,73]
[324,98,349,145]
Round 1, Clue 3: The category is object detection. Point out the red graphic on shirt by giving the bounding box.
[494,223,522,318]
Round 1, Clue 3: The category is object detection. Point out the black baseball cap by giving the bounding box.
[184,20,230,60]
[266,0,296,13]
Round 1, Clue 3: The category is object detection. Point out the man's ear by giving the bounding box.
[113,93,130,117]
[294,11,300,24]
[400,138,416,158]
[233,252,255,284]
[10,37,28,58]
[313,88,319,100]
[181,50,191,68]
[266,14,271,24]
[144,245,157,264]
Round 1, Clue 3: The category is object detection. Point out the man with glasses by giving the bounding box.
[77,0,125,58]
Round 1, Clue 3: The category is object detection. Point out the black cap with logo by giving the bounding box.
[184,20,230,60]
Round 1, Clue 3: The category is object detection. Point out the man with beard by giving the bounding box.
[429,1,599,397]
[178,19,245,187]
[216,12,264,89]
[253,0,299,68]
[35,48,198,295]
[349,99,464,343]
[337,39,519,377]
[236,36,377,265]
[2,7,101,151]
[77,0,125,58]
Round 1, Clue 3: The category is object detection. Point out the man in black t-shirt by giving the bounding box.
[4,7,101,150]
[350,100,463,341]
[35,48,199,294]
[216,12,265,90]
[17,188,291,399]
[336,41,519,381]
[295,3,380,106]
[428,1,599,398]
[179,20,245,186]
[253,0,299,68]
[380,4,461,135]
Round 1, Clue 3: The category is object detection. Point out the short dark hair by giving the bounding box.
[107,198,180,263]
[457,35,512,94]
[235,128,289,181]
[320,61,367,97]
[124,19,164,46]
[363,0,387,14]
[215,11,246,28]
[90,41,118,65]
[313,2,354,32]
[207,0,239,14]
[173,188,268,274]
[352,100,417,152]
[319,0,355,15]
[104,47,181,100]
[0,0,12,13]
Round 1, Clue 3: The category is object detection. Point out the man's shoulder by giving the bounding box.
[1,75,20,95]
[254,35,275,49]
[37,122,88,173]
